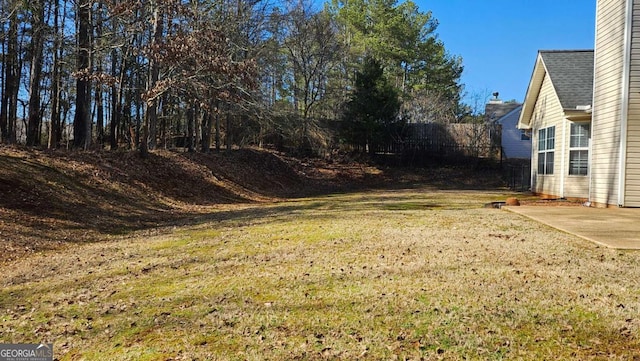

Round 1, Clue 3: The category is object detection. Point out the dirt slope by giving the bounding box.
[0,146,505,264]
[0,147,382,263]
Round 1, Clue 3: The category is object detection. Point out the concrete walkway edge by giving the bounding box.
[503,206,640,250]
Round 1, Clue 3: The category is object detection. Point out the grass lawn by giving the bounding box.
[1,188,639,360]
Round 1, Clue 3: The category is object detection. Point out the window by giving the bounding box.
[569,123,590,176]
[537,126,555,175]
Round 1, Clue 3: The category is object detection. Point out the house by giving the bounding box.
[517,50,594,201]
[589,0,640,207]
[485,97,529,159]
[519,0,640,207]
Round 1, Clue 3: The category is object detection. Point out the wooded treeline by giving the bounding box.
[0,0,465,156]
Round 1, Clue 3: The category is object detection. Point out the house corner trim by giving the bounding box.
[618,0,634,206]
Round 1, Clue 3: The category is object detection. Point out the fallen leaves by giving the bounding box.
[2,147,640,359]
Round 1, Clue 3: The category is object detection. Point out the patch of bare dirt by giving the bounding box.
[0,145,507,264]
[518,199,586,206]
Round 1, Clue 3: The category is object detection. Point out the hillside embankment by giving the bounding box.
[0,146,505,264]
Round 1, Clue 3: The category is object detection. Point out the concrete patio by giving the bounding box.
[504,205,640,249]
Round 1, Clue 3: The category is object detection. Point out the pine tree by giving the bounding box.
[342,57,401,153]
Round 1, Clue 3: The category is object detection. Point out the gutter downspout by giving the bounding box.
[589,5,601,206]
[561,117,567,199]
[618,0,633,207]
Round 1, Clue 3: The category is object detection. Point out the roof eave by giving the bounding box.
[564,109,592,121]
[517,54,546,130]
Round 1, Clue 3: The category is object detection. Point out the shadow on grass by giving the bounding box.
[0,147,509,263]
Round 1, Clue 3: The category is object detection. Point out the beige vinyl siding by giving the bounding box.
[564,178,590,199]
[624,1,640,206]
[591,0,625,206]
[531,73,564,198]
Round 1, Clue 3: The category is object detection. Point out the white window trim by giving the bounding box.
[538,126,555,175]
[569,123,589,176]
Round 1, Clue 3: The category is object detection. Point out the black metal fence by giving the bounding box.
[504,161,531,192]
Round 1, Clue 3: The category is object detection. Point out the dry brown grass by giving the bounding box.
[1,188,639,360]
[0,145,505,265]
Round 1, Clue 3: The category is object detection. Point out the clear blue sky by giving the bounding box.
[418,0,596,108]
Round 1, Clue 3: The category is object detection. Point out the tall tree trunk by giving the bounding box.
[56,0,69,146]
[110,44,127,150]
[61,102,70,147]
[26,0,45,146]
[195,108,201,151]
[0,2,18,143]
[201,108,213,153]
[123,79,133,148]
[215,102,221,152]
[48,0,62,149]
[141,2,163,156]
[96,83,104,146]
[160,93,169,149]
[226,107,232,150]
[187,103,195,153]
[7,5,20,144]
[135,80,141,149]
[109,53,118,149]
[73,0,92,149]
[94,2,104,147]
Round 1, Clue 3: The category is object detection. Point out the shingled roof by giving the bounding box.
[518,50,594,128]
[485,101,522,123]
[540,50,594,110]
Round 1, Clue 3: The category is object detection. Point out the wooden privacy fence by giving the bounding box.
[374,122,502,164]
